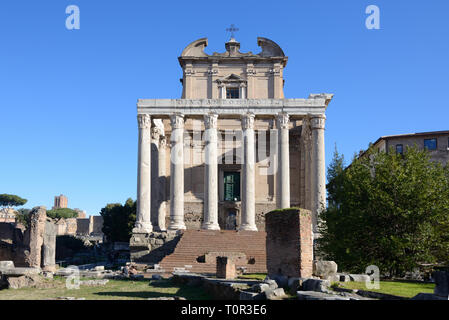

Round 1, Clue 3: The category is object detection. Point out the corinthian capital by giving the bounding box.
[170,113,185,129]
[276,112,290,129]
[311,115,326,130]
[241,113,255,130]
[204,113,218,129]
[137,114,151,129]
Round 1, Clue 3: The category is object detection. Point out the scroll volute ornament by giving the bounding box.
[170,114,185,129]
[204,113,218,129]
[138,114,151,129]
[276,112,289,129]
[310,115,326,130]
[241,113,255,130]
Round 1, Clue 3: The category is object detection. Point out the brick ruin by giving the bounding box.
[265,208,313,278]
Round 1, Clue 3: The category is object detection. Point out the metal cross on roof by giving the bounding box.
[226,24,239,39]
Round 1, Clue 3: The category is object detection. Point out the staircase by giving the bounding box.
[158,229,267,274]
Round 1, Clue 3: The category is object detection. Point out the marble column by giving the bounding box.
[239,113,257,231]
[168,113,186,230]
[158,136,167,231]
[276,112,290,209]
[311,115,326,231]
[134,114,153,234]
[151,124,167,231]
[202,113,220,230]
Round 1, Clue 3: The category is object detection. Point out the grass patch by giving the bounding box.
[238,273,267,281]
[0,278,211,300]
[337,280,435,298]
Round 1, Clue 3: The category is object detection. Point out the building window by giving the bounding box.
[224,172,240,201]
[396,144,403,155]
[424,138,437,150]
[226,87,239,99]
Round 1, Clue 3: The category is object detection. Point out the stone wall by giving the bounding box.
[76,218,90,236]
[265,208,313,278]
[0,206,56,270]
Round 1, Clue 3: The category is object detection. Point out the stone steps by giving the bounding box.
[158,229,267,274]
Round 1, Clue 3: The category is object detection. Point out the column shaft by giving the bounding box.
[134,114,152,233]
[202,113,220,230]
[168,114,186,230]
[311,115,326,232]
[240,113,257,231]
[276,113,290,209]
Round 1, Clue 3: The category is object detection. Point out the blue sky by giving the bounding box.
[1,1,448,216]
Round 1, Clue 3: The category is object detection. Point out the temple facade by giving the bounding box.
[132,36,333,235]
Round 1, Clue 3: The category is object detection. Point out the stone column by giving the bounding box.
[168,113,186,230]
[151,124,167,231]
[202,113,220,230]
[240,113,257,231]
[311,115,326,232]
[134,114,152,234]
[158,136,167,231]
[276,112,290,209]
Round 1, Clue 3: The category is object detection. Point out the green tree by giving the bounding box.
[100,198,136,242]
[317,146,449,277]
[0,194,27,209]
[46,208,79,220]
[16,208,31,228]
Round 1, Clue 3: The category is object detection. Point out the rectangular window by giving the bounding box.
[226,87,239,99]
[424,138,437,150]
[224,172,240,201]
[396,144,403,155]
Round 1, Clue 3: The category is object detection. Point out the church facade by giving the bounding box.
[132,37,333,235]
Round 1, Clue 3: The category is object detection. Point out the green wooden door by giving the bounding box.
[224,172,240,201]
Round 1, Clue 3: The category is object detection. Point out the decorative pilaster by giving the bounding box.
[134,114,153,234]
[276,112,290,209]
[168,113,186,230]
[240,113,257,231]
[310,114,326,232]
[202,113,220,230]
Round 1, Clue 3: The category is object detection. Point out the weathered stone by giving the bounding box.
[79,279,109,286]
[287,277,305,294]
[0,267,41,276]
[338,274,350,282]
[313,261,338,280]
[302,278,331,293]
[263,279,278,290]
[216,256,236,280]
[7,275,41,289]
[268,274,288,288]
[0,261,14,269]
[42,220,56,272]
[264,288,286,300]
[297,291,350,301]
[250,283,270,293]
[349,274,370,282]
[94,266,105,271]
[26,207,46,268]
[433,271,449,297]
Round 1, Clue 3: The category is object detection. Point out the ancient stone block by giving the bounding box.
[265,208,313,278]
[216,256,236,280]
[26,207,46,268]
[313,261,338,280]
[302,278,331,293]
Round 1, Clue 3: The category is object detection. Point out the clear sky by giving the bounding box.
[1,1,448,216]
